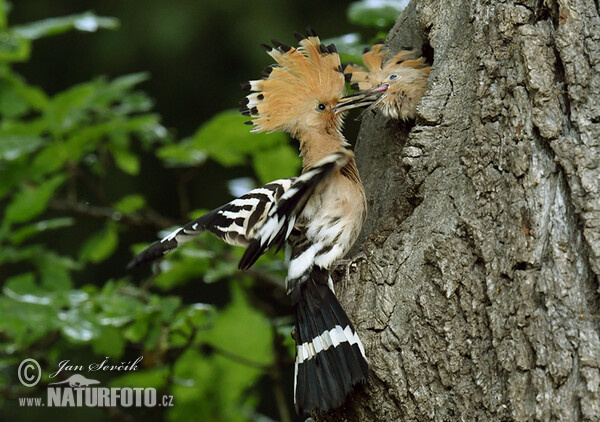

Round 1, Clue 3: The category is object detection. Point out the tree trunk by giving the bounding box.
[328,0,600,420]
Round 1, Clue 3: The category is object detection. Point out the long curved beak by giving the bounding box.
[334,84,388,114]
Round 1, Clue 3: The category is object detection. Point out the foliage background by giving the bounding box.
[0,0,407,421]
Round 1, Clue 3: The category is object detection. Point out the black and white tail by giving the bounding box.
[292,267,368,415]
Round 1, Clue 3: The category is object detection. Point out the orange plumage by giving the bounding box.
[344,43,431,120]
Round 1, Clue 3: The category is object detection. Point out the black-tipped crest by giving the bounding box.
[244,120,254,125]
[350,82,360,90]
[306,26,317,37]
[272,39,292,52]
[344,73,353,82]
[362,47,370,54]
[260,43,272,52]
[262,66,273,77]
[240,107,250,116]
[239,97,249,106]
[241,82,251,91]
[294,31,306,42]
[327,43,337,53]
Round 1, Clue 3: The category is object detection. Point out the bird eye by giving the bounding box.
[317,103,327,111]
[388,74,398,80]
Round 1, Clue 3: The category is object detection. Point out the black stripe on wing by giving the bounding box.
[127,179,294,269]
[238,151,350,270]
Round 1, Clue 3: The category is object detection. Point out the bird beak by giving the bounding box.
[334,84,389,114]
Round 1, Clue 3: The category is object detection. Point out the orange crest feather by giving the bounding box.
[240,31,345,135]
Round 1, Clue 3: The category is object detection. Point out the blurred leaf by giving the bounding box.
[79,224,119,263]
[3,272,52,305]
[112,145,140,175]
[170,286,272,421]
[57,308,100,342]
[31,141,69,177]
[13,12,119,40]
[10,217,74,244]
[45,82,96,134]
[0,79,29,117]
[4,174,66,224]
[110,367,169,390]
[36,251,77,291]
[203,284,273,366]
[113,194,146,214]
[252,143,301,184]
[91,72,150,107]
[92,326,125,357]
[189,109,287,166]
[0,33,30,62]
[156,140,207,167]
[0,295,56,348]
[348,0,408,28]
[124,318,149,343]
[0,135,44,161]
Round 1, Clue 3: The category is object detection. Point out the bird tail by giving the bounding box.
[291,268,368,416]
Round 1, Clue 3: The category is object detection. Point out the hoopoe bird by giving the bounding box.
[128,29,386,415]
[344,42,430,120]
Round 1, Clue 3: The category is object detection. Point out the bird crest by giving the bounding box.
[240,29,347,136]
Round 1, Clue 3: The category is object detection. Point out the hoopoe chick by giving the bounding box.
[129,29,385,416]
[344,42,431,120]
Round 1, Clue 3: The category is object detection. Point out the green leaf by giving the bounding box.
[45,82,96,134]
[57,308,99,342]
[13,12,119,40]
[36,251,77,292]
[203,284,273,366]
[3,272,52,305]
[79,224,119,263]
[348,0,407,28]
[252,143,301,184]
[112,146,140,175]
[0,79,29,117]
[4,174,66,224]
[190,109,287,166]
[31,141,69,177]
[92,326,125,357]
[113,194,146,214]
[157,140,207,167]
[110,367,169,390]
[0,74,48,116]
[0,33,30,62]
[10,217,75,244]
[0,135,44,161]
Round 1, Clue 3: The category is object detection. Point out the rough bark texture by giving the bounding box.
[327,0,600,420]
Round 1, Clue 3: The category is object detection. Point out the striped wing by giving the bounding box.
[238,151,351,270]
[127,179,294,269]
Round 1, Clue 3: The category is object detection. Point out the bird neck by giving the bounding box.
[298,130,351,171]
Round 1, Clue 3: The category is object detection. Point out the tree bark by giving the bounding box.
[329,0,600,420]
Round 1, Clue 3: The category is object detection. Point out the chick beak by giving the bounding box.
[334,84,389,114]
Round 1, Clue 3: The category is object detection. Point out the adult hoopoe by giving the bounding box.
[127,29,385,415]
[344,42,430,120]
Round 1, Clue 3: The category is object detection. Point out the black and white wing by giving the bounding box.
[238,151,351,270]
[127,179,294,269]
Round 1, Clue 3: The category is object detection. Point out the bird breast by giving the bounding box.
[297,171,367,268]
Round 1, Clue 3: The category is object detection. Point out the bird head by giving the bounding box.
[344,43,431,120]
[240,29,385,138]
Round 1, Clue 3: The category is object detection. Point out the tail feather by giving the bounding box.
[292,270,368,415]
